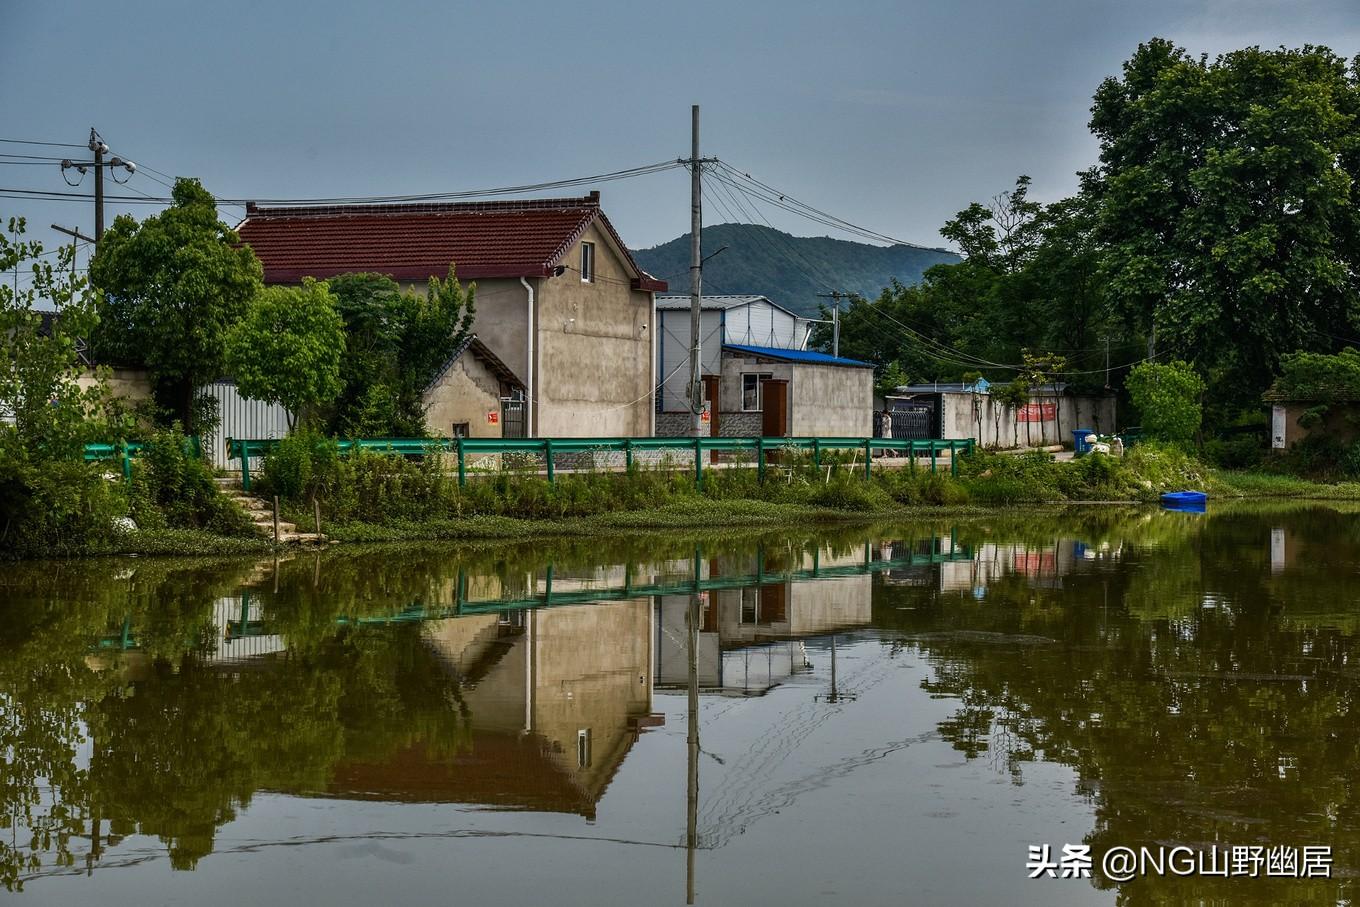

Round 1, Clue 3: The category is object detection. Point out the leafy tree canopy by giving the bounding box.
[226,278,346,429]
[1126,359,1206,444]
[1090,39,1360,406]
[321,268,475,437]
[90,179,263,433]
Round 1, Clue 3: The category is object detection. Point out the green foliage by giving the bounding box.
[1091,40,1360,408]
[321,268,475,436]
[821,182,1125,392]
[130,429,254,536]
[1126,360,1206,444]
[1202,435,1264,470]
[90,178,263,432]
[1270,347,1360,402]
[0,219,133,558]
[226,278,345,428]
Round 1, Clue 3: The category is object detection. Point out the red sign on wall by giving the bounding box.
[486,411,499,424]
[1017,403,1056,423]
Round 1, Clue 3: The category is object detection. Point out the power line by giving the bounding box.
[0,138,86,149]
[713,160,941,250]
[0,159,688,209]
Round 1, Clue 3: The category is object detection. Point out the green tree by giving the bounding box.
[0,218,111,458]
[320,267,475,436]
[90,179,263,433]
[226,279,345,430]
[1089,39,1360,406]
[992,379,1030,448]
[1126,360,1206,445]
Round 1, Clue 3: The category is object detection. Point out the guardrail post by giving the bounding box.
[863,439,872,479]
[625,439,634,472]
[119,442,132,482]
[949,440,959,476]
[544,439,555,483]
[930,442,938,474]
[456,437,466,487]
[757,437,766,484]
[812,438,821,471]
[694,437,703,491]
[909,441,916,472]
[240,440,252,491]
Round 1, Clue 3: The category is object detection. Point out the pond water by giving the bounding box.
[3,503,1360,905]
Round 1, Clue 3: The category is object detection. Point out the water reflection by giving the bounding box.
[5,504,1360,903]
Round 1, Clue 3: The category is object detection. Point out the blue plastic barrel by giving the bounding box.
[1073,429,1095,453]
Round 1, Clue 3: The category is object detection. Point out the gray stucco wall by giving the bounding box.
[400,219,654,438]
[421,353,504,439]
[789,362,873,437]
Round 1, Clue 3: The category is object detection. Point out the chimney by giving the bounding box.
[587,190,600,205]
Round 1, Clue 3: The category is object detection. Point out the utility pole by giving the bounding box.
[59,129,135,245]
[52,224,96,295]
[816,291,851,357]
[688,105,705,438]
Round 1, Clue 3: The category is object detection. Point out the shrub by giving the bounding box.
[132,429,254,535]
[1126,360,1206,445]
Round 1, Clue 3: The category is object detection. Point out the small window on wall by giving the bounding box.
[580,241,595,282]
[452,422,470,438]
[740,587,759,624]
[577,729,593,768]
[742,373,774,411]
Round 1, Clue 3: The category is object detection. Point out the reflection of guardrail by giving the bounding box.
[93,538,973,650]
[227,436,976,491]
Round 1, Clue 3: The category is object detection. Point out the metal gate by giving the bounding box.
[501,396,526,439]
[881,401,936,441]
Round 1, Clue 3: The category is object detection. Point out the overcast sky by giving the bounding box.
[3,0,1357,276]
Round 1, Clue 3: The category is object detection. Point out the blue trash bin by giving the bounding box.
[1072,429,1095,454]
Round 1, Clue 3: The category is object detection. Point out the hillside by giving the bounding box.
[632,223,959,316]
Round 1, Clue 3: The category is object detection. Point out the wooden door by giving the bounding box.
[762,379,788,437]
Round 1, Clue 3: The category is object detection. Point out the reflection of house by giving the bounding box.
[325,598,656,818]
[654,294,873,438]
[653,546,873,696]
[936,539,1115,594]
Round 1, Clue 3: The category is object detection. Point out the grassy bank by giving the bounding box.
[15,438,1360,560]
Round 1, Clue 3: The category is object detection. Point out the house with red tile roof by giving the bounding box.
[237,191,666,437]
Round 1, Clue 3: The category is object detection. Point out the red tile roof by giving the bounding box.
[236,192,667,291]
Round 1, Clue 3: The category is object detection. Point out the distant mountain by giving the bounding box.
[632,223,959,317]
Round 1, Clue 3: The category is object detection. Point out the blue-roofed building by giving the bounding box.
[654,295,873,438]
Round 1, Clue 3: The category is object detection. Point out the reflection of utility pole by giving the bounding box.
[818,634,857,704]
[686,567,700,904]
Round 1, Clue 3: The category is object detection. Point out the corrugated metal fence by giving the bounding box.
[198,380,290,469]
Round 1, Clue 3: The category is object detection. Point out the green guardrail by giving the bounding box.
[227,435,976,492]
[83,437,202,480]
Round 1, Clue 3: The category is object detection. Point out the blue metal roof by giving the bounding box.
[722,344,874,368]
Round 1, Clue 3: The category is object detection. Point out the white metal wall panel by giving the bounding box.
[199,381,291,469]
[659,310,722,411]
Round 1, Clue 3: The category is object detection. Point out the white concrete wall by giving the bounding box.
[936,392,1117,448]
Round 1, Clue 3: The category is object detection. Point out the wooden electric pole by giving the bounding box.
[59,129,135,246]
[688,105,705,437]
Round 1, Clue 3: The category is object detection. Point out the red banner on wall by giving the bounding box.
[1017,402,1057,423]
